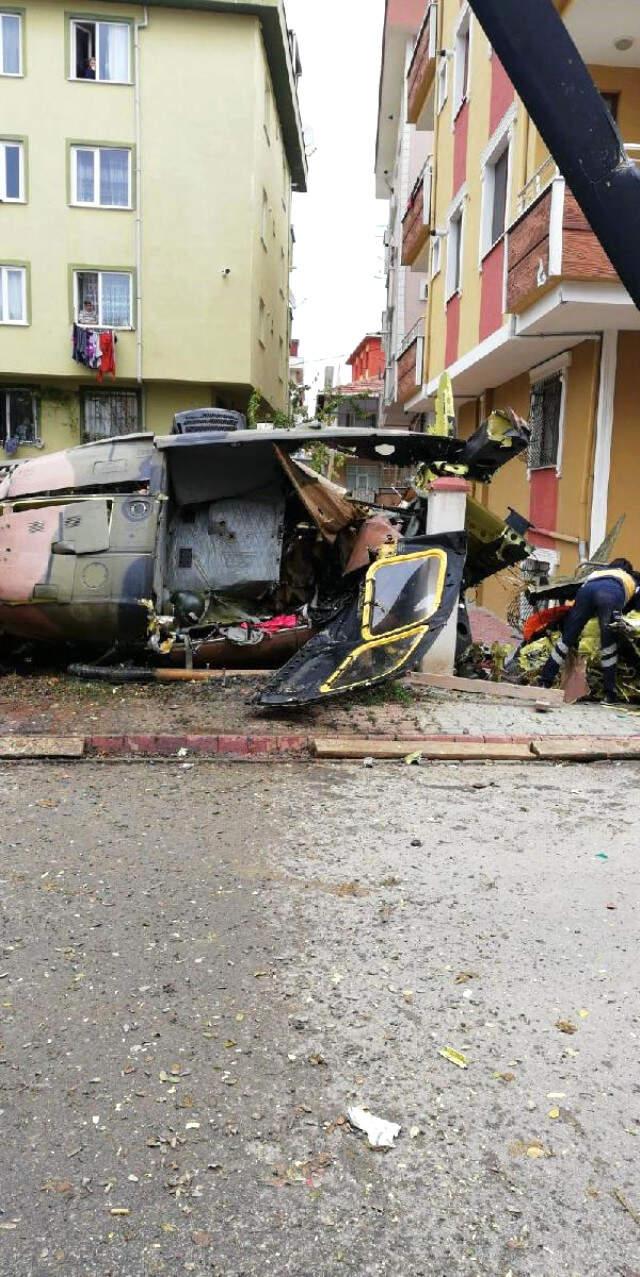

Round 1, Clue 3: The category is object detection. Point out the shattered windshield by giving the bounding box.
[364,551,446,638]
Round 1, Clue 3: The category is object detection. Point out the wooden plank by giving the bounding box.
[532,738,640,761]
[0,736,85,758]
[408,673,565,705]
[313,738,533,761]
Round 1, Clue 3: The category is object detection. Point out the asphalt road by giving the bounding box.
[0,759,639,1277]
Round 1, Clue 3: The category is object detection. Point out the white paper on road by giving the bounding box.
[347,1106,401,1148]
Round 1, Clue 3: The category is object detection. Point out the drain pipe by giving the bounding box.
[134,5,149,422]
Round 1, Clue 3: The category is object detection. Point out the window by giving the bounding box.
[258,297,266,347]
[436,56,448,113]
[261,189,268,247]
[529,373,563,470]
[482,141,510,255]
[0,139,24,201]
[446,208,463,298]
[453,10,471,116]
[82,389,139,441]
[490,147,509,245]
[0,388,38,444]
[71,19,130,83]
[600,91,619,123]
[71,146,131,208]
[0,11,21,75]
[75,270,132,328]
[0,264,26,324]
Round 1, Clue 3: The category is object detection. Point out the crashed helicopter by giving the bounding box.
[0,403,532,706]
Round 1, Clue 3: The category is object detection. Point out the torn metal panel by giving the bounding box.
[258,532,467,707]
[274,447,360,543]
[464,500,532,588]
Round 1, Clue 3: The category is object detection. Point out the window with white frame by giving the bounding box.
[82,389,139,441]
[482,139,510,256]
[0,139,24,201]
[70,19,130,82]
[446,208,464,298]
[75,270,132,328]
[0,11,21,75]
[71,146,131,208]
[529,372,564,470]
[0,388,38,444]
[436,56,448,114]
[0,264,27,324]
[453,8,471,116]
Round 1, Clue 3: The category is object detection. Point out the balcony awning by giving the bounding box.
[405,320,590,411]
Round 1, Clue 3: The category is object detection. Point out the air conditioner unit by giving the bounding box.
[419,280,429,302]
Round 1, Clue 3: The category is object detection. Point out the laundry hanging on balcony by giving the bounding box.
[72,324,117,382]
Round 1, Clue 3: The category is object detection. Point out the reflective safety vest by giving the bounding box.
[585,569,637,604]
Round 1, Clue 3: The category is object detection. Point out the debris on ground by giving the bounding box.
[346,1107,402,1149]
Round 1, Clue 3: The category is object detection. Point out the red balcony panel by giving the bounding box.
[397,338,422,404]
[401,181,428,266]
[407,5,436,125]
[507,187,552,313]
[562,191,617,283]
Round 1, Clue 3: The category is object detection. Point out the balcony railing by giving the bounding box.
[507,158,640,314]
[407,2,437,125]
[397,320,425,404]
[517,144,640,216]
[401,164,431,267]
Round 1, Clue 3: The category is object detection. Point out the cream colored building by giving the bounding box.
[387,0,640,618]
[0,0,306,454]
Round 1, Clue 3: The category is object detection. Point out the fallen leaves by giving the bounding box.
[438,1046,468,1069]
[494,1071,516,1084]
[41,1180,74,1195]
[555,1019,577,1035]
[454,971,478,985]
[509,1139,549,1160]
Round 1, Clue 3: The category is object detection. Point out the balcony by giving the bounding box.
[507,147,640,323]
[401,164,431,268]
[397,320,425,405]
[407,2,436,126]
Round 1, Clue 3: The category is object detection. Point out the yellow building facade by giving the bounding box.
[399,0,640,616]
[0,0,305,454]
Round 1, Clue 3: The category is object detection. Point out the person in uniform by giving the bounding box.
[538,558,639,701]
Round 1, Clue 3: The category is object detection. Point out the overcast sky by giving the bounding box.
[283,0,387,400]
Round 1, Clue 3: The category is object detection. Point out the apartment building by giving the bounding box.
[375,0,431,428]
[394,0,640,616]
[0,0,306,456]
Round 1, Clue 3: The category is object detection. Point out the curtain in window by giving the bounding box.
[77,272,98,324]
[1,14,20,74]
[100,149,129,207]
[101,273,130,327]
[7,270,24,322]
[76,149,95,203]
[99,23,128,82]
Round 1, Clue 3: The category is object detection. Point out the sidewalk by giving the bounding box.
[0,670,637,759]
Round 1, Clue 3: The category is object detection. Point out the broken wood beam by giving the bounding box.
[407,673,565,705]
[313,738,533,761]
[0,736,85,758]
[531,738,640,761]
